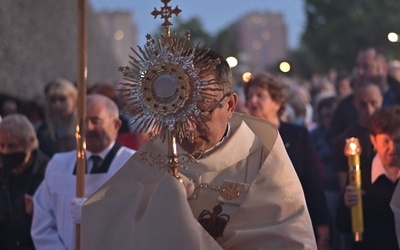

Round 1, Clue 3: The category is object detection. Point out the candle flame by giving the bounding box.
[344,137,362,156]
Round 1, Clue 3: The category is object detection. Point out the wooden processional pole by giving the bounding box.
[75,0,87,249]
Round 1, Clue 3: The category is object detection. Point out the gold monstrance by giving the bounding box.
[119,0,222,178]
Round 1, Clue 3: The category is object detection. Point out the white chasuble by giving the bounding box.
[81,113,316,249]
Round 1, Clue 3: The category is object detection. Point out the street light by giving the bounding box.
[388,32,399,43]
[279,61,291,73]
[114,30,124,40]
[242,72,252,82]
[226,56,238,68]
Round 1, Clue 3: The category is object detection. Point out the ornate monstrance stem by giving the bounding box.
[167,130,180,178]
[152,0,184,180]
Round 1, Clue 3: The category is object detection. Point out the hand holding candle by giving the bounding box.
[344,137,364,242]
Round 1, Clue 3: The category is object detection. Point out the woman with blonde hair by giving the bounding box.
[37,78,77,156]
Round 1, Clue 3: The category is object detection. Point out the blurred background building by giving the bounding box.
[3,0,398,105]
[233,12,287,74]
[0,0,136,101]
[97,11,137,67]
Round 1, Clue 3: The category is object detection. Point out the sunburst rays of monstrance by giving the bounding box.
[118,0,223,179]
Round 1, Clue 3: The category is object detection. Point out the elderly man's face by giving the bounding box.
[180,76,237,154]
[85,99,121,153]
[356,49,387,84]
[370,128,400,168]
[353,84,383,127]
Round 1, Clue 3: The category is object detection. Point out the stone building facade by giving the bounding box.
[0,0,135,101]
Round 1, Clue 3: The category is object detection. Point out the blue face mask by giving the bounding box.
[0,152,27,170]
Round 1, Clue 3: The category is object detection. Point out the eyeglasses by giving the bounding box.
[198,92,232,117]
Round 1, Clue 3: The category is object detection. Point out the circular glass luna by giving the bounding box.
[152,73,179,103]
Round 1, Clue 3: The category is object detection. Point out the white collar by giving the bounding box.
[86,142,115,160]
[202,123,231,156]
[371,154,400,183]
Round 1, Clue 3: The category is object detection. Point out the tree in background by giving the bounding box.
[302,0,400,73]
[174,17,212,46]
[154,16,238,59]
[212,27,238,60]
[154,17,211,48]
[153,17,240,81]
[267,45,320,79]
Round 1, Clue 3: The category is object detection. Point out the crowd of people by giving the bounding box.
[0,46,399,249]
[234,47,400,250]
[0,83,139,249]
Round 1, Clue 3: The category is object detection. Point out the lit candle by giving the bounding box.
[344,137,364,242]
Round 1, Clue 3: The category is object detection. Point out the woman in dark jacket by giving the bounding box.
[0,114,49,250]
[244,72,330,249]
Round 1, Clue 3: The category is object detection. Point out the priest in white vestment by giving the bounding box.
[81,49,316,249]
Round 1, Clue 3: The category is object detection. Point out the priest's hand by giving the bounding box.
[70,197,88,224]
[177,173,195,197]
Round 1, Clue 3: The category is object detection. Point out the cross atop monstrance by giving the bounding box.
[151,0,181,37]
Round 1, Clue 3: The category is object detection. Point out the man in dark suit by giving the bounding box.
[333,81,383,192]
[329,47,390,145]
